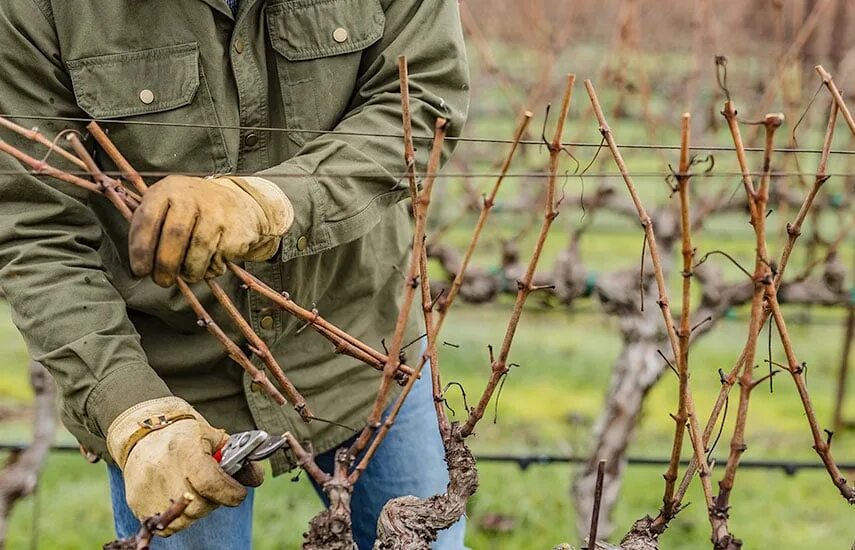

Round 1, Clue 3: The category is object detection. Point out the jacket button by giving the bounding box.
[296,236,308,251]
[333,27,349,43]
[139,89,155,104]
[244,132,259,147]
[260,315,275,330]
[234,38,245,54]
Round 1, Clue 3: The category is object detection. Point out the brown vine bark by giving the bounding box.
[0,361,57,548]
[373,427,477,550]
[103,494,193,550]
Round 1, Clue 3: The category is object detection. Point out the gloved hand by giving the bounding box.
[129,175,294,287]
[106,397,260,536]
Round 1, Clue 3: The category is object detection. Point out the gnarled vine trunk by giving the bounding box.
[0,361,56,548]
[374,426,478,550]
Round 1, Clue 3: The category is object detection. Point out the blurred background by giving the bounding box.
[1,0,853,548]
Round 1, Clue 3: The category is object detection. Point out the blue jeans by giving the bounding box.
[108,372,466,549]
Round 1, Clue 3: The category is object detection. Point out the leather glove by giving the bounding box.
[106,397,261,536]
[129,175,294,287]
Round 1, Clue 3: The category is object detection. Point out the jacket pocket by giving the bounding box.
[266,0,385,146]
[65,43,229,175]
[67,43,200,119]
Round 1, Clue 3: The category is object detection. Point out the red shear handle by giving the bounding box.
[212,443,226,463]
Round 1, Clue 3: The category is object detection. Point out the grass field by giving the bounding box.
[1,293,853,548]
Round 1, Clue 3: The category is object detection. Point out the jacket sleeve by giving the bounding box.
[0,1,171,438]
[260,0,470,262]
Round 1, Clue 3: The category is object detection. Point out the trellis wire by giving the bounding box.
[3,113,855,156]
[0,443,848,477]
[4,170,855,180]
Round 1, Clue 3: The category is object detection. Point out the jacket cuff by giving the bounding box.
[86,363,173,439]
[256,163,329,262]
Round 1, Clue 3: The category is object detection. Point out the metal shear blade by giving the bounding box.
[218,430,284,475]
[246,434,287,461]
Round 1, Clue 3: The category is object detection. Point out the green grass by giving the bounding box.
[1,299,853,549]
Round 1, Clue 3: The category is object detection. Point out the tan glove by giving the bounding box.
[129,175,294,287]
[106,397,257,536]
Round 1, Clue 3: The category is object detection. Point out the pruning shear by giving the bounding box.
[213,430,287,476]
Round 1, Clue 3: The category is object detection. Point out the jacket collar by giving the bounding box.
[197,0,263,23]
[191,0,235,20]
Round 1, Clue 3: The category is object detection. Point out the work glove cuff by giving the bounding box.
[224,176,294,237]
[106,396,216,468]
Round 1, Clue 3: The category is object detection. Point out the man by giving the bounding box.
[0,0,469,548]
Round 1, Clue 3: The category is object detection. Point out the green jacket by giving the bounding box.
[0,0,469,473]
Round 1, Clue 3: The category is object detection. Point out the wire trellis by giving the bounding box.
[0,443,849,476]
[4,169,855,180]
[3,113,855,156]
